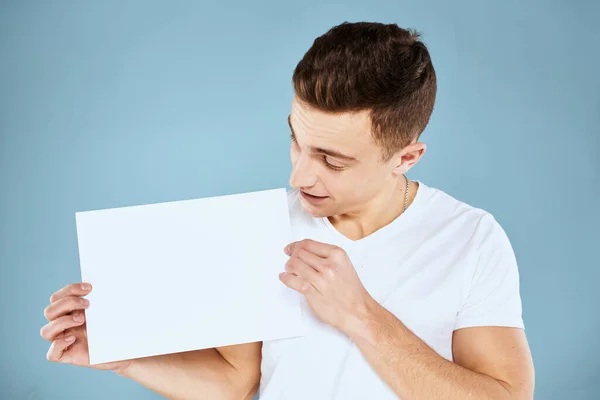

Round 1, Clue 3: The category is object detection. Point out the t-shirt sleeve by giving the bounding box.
[454,214,525,330]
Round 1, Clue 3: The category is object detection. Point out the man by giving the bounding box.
[40,22,535,399]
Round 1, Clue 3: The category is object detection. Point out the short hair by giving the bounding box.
[292,22,437,160]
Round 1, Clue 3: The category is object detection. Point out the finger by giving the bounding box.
[46,334,76,362]
[279,272,314,295]
[44,296,89,321]
[294,248,328,272]
[285,239,336,258]
[40,311,86,341]
[49,282,92,303]
[285,256,323,291]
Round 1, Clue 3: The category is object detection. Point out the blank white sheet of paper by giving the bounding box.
[75,187,306,365]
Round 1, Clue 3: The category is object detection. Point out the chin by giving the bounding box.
[299,198,330,218]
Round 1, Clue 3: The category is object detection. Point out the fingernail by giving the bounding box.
[284,245,290,255]
[65,335,75,342]
[73,314,84,323]
[81,298,90,307]
[81,283,91,290]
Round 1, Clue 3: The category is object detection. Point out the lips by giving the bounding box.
[300,190,329,205]
[301,191,326,198]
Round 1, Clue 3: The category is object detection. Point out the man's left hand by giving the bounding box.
[279,239,375,334]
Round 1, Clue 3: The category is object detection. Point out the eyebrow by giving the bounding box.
[287,115,359,163]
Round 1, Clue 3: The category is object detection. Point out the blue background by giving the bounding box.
[1,1,598,399]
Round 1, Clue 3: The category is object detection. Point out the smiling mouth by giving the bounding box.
[301,191,327,198]
[300,191,330,204]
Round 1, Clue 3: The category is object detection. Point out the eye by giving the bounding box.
[324,157,345,171]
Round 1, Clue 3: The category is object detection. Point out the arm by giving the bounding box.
[41,283,262,400]
[120,342,262,400]
[346,303,534,400]
[280,215,533,400]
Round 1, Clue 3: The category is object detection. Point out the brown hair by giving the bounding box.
[292,22,437,160]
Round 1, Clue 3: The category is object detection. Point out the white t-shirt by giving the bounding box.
[259,181,524,400]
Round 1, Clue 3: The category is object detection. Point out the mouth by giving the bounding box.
[300,190,329,204]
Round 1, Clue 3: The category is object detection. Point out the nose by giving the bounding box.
[289,154,318,189]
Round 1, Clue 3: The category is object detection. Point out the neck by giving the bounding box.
[328,177,416,241]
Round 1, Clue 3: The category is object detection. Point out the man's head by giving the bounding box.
[288,22,437,218]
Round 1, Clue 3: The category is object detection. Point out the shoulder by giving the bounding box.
[420,184,525,329]
[417,182,493,229]
[417,181,511,250]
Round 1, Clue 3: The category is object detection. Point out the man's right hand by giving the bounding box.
[41,282,262,399]
[40,282,130,374]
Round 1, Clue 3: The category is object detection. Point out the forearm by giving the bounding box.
[118,348,257,400]
[347,304,515,400]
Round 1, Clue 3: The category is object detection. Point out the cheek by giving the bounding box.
[320,172,357,198]
[335,170,379,198]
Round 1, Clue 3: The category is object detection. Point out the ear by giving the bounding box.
[391,142,426,176]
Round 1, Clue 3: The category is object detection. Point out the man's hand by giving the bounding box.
[279,239,374,333]
[41,284,262,399]
[40,283,130,374]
